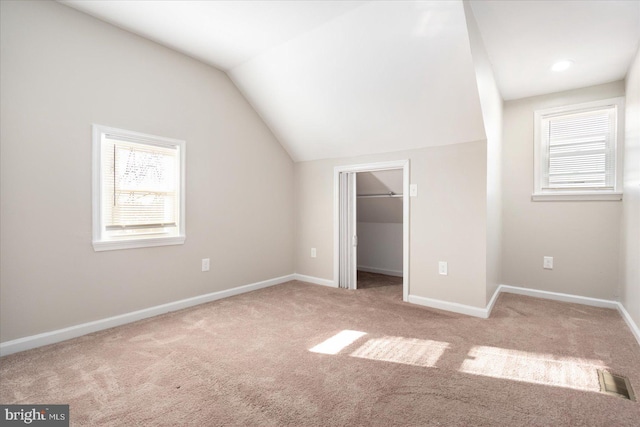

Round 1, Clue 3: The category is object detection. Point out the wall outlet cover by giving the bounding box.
[438,261,448,275]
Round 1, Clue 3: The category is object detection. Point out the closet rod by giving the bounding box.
[357,192,403,199]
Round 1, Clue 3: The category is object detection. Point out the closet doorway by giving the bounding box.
[356,169,404,289]
[333,160,409,302]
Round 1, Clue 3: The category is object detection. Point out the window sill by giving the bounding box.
[531,192,622,202]
[93,235,186,252]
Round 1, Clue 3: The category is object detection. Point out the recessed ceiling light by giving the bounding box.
[551,60,573,72]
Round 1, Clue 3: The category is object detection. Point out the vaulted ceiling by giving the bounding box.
[60,0,640,162]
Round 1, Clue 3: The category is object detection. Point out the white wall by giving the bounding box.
[621,46,640,328]
[295,141,488,308]
[0,1,294,343]
[356,222,403,277]
[464,1,504,303]
[501,81,625,299]
[357,197,403,223]
[356,170,403,275]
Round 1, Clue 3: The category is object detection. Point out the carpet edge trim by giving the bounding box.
[0,274,296,357]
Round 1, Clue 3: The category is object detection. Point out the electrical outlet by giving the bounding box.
[202,258,210,272]
[543,256,553,270]
[311,248,317,258]
[438,261,448,276]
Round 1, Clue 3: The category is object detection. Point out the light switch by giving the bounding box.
[410,184,418,197]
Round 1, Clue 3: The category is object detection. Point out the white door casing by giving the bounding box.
[333,160,409,301]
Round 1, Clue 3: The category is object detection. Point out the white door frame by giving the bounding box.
[333,160,410,302]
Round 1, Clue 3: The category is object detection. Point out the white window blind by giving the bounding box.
[533,97,623,201]
[92,124,186,251]
[103,137,178,231]
[541,107,616,191]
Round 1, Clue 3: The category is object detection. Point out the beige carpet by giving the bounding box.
[357,270,403,289]
[1,279,639,426]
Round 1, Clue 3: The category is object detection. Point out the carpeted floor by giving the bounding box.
[1,278,639,426]
[357,270,403,289]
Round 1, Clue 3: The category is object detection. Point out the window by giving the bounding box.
[533,97,624,201]
[92,125,185,251]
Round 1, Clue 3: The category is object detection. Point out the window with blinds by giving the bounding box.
[542,107,615,190]
[533,97,624,201]
[92,125,186,251]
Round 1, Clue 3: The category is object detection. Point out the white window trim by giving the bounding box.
[531,192,622,202]
[92,124,186,251]
[532,97,624,202]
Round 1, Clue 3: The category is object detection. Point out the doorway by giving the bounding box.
[356,170,404,291]
[333,160,409,301]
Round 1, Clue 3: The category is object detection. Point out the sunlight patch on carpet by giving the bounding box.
[350,336,450,368]
[459,346,608,392]
[309,330,367,355]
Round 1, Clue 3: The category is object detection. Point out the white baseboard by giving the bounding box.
[357,265,403,277]
[495,284,640,347]
[0,274,295,357]
[408,295,490,319]
[485,285,502,317]
[4,277,638,356]
[293,274,336,287]
[408,284,640,348]
[497,285,619,309]
[617,302,640,348]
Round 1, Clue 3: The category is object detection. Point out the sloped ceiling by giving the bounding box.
[229,1,485,161]
[357,170,403,196]
[58,0,639,161]
[61,0,367,71]
[59,0,486,162]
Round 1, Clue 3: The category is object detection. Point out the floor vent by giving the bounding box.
[598,370,636,401]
